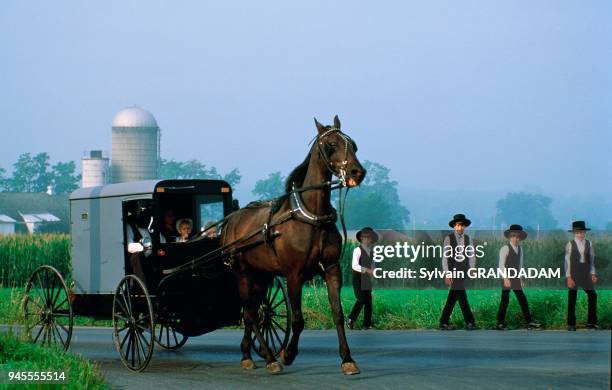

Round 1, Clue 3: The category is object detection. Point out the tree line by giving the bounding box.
[0,153,80,194]
[3,153,587,231]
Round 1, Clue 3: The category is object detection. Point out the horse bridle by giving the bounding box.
[313,127,356,187]
[190,127,360,276]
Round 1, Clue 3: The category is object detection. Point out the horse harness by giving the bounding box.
[160,128,355,278]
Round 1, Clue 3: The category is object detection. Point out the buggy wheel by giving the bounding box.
[23,265,73,352]
[112,275,154,372]
[251,276,292,359]
[154,313,188,350]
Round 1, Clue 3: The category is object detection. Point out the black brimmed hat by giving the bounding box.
[356,227,379,243]
[448,213,471,228]
[568,221,591,232]
[504,224,527,240]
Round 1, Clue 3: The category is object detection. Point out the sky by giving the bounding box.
[1,1,611,205]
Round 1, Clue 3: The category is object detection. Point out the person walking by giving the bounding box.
[439,214,477,330]
[347,227,378,329]
[496,224,540,330]
[565,221,599,331]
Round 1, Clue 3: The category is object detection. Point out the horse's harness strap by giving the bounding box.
[289,184,337,226]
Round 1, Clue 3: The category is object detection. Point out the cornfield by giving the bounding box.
[0,234,71,287]
[0,233,610,289]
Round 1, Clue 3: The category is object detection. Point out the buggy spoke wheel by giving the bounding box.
[112,275,154,372]
[251,276,292,358]
[23,265,73,352]
[154,313,188,350]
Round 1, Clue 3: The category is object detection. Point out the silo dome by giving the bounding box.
[112,106,158,128]
[110,106,160,183]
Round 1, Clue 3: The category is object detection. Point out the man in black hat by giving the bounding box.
[439,214,477,330]
[347,227,378,329]
[565,221,599,331]
[496,224,540,330]
[126,201,154,286]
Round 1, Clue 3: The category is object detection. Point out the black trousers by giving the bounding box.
[348,275,372,326]
[440,280,475,325]
[568,278,597,326]
[497,289,532,325]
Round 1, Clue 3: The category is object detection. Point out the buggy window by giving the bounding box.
[196,195,224,233]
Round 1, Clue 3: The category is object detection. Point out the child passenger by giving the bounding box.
[175,218,193,243]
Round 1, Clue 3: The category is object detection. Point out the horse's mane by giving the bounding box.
[284,151,312,193]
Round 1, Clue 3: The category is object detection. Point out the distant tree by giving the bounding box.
[3,153,81,194]
[222,168,242,188]
[606,221,612,231]
[252,172,286,200]
[160,158,241,187]
[342,160,409,230]
[0,167,6,191]
[52,161,80,194]
[7,153,47,192]
[496,192,557,229]
[32,153,53,192]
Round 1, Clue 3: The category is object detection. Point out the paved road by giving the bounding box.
[12,327,612,389]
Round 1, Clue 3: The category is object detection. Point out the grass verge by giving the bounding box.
[2,286,610,330]
[0,330,106,389]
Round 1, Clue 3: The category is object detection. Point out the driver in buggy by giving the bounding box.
[126,201,154,286]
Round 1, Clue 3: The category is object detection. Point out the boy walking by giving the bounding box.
[496,224,540,330]
[565,221,599,331]
[347,227,378,329]
[439,214,477,330]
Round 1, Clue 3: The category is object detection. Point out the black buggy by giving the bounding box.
[22,179,291,371]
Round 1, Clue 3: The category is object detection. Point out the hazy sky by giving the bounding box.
[1,1,610,202]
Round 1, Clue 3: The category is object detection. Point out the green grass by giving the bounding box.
[0,288,111,327]
[302,286,611,330]
[0,330,106,390]
[2,286,608,330]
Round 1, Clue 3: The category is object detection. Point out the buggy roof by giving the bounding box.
[70,180,159,200]
[70,179,231,200]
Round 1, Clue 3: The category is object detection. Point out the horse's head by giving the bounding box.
[314,115,366,188]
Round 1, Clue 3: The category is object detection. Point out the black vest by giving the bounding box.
[569,239,591,279]
[505,244,521,280]
[353,246,373,276]
[447,233,470,273]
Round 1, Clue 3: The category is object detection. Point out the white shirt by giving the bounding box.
[351,246,371,273]
[442,232,476,272]
[498,243,524,271]
[564,239,596,277]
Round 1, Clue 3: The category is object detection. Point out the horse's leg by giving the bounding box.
[324,264,360,375]
[279,274,304,366]
[237,271,256,370]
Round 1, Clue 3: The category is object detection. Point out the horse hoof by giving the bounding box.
[266,361,283,374]
[341,361,360,375]
[240,359,257,370]
[279,349,293,366]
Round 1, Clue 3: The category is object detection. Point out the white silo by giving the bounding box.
[110,106,160,183]
[82,150,110,188]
